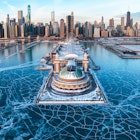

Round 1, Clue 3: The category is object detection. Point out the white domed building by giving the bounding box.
[52,60,91,94]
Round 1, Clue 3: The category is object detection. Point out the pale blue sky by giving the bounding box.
[0,0,140,25]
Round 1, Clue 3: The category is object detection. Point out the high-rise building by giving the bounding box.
[9,22,16,38]
[0,24,3,38]
[66,12,74,39]
[15,24,18,37]
[101,16,104,23]
[94,27,100,38]
[101,30,108,37]
[71,12,74,33]
[18,10,23,25]
[53,22,59,36]
[18,10,24,37]
[21,25,25,38]
[121,17,125,27]
[84,21,88,37]
[100,16,105,30]
[10,18,16,24]
[60,19,65,38]
[6,14,9,24]
[45,25,50,37]
[134,22,138,29]
[109,18,114,26]
[36,23,45,36]
[51,11,55,24]
[75,27,79,37]
[88,22,93,38]
[26,5,31,24]
[5,14,10,37]
[130,18,133,27]
[94,20,99,28]
[4,23,8,39]
[49,22,53,36]
[126,11,130,27]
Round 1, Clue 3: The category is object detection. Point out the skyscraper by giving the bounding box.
[6,14,9,25]
[18,10,23,25]
[121,17,125,27]
[51,11,55,24]
[100,16,105,30]
[0,24,3,38]
[66,12,74,39]
[71,12,74,33]
[88,22,93,38]
[75,27,79,37]
[4,23,8,39]
[60,19,65,38]
[53,22,59,36]
[130,18,133,27]
[45,25,50,37]
[6,14,10,38]
[9,19,16,38]
[101,16,104,23]
[26,5,31,24]
[126,11,130,27]
[21,25,25,38]
[109,18,114,26]
[84,21,88,37]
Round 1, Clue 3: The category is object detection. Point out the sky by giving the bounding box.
[0,0,140,25]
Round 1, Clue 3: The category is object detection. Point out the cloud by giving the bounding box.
[2,0,18,19]
[3,0,16,11]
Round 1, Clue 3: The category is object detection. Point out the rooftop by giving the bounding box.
[59,67,84,80]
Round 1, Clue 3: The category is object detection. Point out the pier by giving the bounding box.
[98,38,140,59]
[35,40,107,104]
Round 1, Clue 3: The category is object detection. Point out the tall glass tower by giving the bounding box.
[27,5,31,24]
[66,12,74,39]
[126,11,130,27]
[18,10,23,25]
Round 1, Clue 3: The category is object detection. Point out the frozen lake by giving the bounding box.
[0,41,140,139]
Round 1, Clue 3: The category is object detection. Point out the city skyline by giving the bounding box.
[0,0,140,25]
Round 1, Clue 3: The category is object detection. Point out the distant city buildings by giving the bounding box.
[51,11,55,24]
[66,12,74,39]
[0,7,139,39]
[53,22,59,36]
[126,11,130,27]
[60,19,65,38]
[121,17,125,30]
[26,5,31,24]
[94,27,100,38]
[18,10,24,25]
[109,18,114,27]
